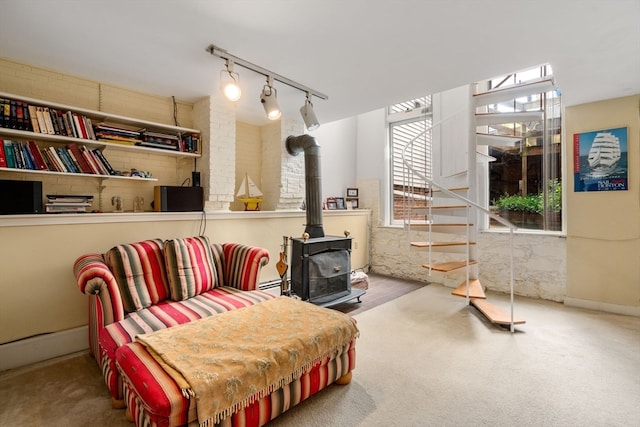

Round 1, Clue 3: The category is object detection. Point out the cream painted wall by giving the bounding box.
[0,211,369,345]
[564,95,640,310]
[232,122,262,211]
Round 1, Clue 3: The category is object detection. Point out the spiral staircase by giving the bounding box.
[403,74,556,331]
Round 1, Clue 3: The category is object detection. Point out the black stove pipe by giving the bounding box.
[286,134,324,238]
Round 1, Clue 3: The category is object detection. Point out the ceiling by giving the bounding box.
[1,1,638,126]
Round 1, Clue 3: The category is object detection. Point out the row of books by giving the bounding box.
[1,97,200,154]
[1,98,97,140]
[96,125,200,154]
[45,194,93,214]
[0,138,117,176]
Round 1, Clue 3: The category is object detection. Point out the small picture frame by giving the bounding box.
[335,197,346,210]
[347,188,359,198]
[326,197,337,210]
[346,198,359,209]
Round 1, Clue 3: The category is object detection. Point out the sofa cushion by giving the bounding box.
[105,239,169,313]
[164,236,218,301]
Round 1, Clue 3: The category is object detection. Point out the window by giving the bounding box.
[483,65,562,231]
[388,96,432,224]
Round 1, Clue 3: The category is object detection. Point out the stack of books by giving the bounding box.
[45,194,93,214]
[94,123,142,146]
[137,129,180,151]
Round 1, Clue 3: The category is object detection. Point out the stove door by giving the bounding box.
[308,249,351,303]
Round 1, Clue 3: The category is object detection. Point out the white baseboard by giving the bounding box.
[564,297,640,317]
[0,326,89,371]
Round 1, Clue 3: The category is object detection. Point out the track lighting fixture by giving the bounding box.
[207,44,327,123]
[220,59,242,102]
[260,76,281,120]
[299,92,320,130]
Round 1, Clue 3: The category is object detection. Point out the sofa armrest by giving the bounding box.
[221,243,270,291]
[73,254,125,324]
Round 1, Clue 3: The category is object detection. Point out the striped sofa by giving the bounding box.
[73,236,274,408]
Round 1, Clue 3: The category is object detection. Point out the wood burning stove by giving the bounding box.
[290,236,352,304]
[286,134,366,307]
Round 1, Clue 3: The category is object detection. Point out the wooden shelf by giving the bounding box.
[0,91,199,135]
[0,167,157,182]
[0,128,199,158]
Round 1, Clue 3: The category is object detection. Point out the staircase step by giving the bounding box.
[412,205,469,216]
[476,132,522,147]
[475,111,543,126]
[411,241,475,247]
[410,241,476,254]
[423,259,478,272]
[452,279,486,299]
[476,150,497,163]
[470,298,526,325]
[408,223,473,232]
[474,76,555,107]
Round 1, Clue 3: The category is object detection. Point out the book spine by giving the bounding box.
[9,100,18,129]
[73,114,87,139]
[36,107,48,134]
[83,116,96,140]
[16,101,26,130]
[49,147,68,172]
[92,149,116,175]
[65,143,93,174]
[27,105,41,133]
[43,148,61,172]
[27,140,48,170]
[80,146,100,174]
[53,109,67,136]
[38,146,54,171]
[64,111,77,138]
[65,148,84,173]
[0,137,6,167]
[21,142,36,169]
[12,141,25,168]
[0,98,9,128]
[4,140,16,168]
[87,149,107,174]
[58,147,78,173]
[42,107,56,135]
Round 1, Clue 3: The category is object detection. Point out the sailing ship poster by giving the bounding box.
[573,126,628,192]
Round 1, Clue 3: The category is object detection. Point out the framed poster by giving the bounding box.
[573,126,628,192]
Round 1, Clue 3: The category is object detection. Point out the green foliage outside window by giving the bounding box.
[494,179,561,214]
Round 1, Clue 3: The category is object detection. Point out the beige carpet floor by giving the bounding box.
[2,282,639,426]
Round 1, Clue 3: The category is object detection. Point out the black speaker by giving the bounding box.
[192,171,201,187]
[0,179,43,214]
[153,186,203,212]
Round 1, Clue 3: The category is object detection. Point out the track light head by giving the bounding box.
[260,77,281,120]
[300,92,320,130]
[220,60,241,101]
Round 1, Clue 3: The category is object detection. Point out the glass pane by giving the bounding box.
[389,114,432,223]
[487,65,562,232]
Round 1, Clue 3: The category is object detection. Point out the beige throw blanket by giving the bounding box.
[136,297,359,426]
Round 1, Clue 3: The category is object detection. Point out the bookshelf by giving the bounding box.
[0,91,201,182]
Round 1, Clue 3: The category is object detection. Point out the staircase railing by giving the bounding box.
[401,108,520,332]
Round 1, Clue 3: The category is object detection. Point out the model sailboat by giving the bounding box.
[236,172,263,211]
